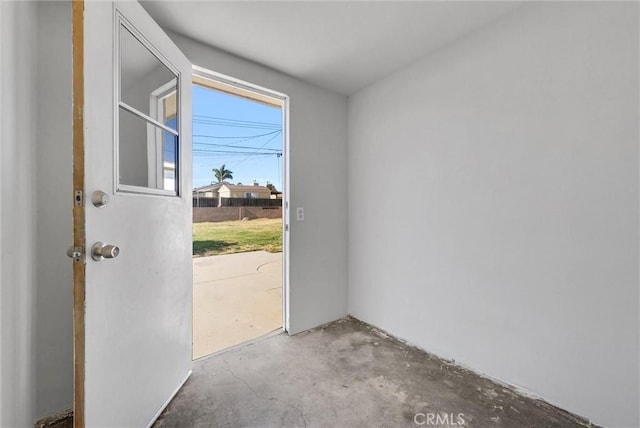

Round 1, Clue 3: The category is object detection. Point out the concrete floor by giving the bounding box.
[155,317,595,428]
[193,251,283,359]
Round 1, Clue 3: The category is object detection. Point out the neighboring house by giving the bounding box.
[219,183,271,200]
[193,183,223,198]
[193,182,273,206]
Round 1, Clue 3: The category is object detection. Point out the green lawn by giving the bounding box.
[193,218,283,257]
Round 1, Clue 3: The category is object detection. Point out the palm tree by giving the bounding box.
[212,164,233,183]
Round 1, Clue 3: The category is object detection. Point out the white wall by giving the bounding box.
[35,1,73,419]
[1,2,74,424]
[0,1,39,426]
[167,32,349,334]
[348,3,639,427]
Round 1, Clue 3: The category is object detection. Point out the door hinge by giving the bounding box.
[285,224,289,232]
[66,246,84,262]
[74,190,83,207]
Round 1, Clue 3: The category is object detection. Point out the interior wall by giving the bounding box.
[166,32,349,334]
[347,3,639,427]
[0,1,39,425]
[35,1,73,419]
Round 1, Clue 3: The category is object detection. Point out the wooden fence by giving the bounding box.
[193,197,282,208]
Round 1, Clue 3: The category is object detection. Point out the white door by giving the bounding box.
[72,1,192,426]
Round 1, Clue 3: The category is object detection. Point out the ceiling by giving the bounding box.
[141,1,522,96]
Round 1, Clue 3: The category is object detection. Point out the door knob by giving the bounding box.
[91,190,110,207]
[91,242,120,261]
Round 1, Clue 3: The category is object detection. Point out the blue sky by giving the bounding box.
[192,84,283,190]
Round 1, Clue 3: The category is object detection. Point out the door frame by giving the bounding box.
[71,2,86,426]
[191,65,291,333]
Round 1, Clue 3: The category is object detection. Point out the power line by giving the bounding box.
[193,117,280,131]
[230,130,283,166]
[193,141,282,152]
[193,121,278,131]
[193,114,280,128]
[193,150,280,156]
[254,130,282,150]
[277,152,281,190]
[192,129,280,140]
[195,131,282,148]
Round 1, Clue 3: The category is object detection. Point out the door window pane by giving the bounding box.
[119,107,178,193]
[117,21,180,195]
[119,24,178,130]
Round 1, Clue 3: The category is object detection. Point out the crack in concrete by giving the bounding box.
[194,271,260,285]
[256,261,278,272]
[221,355,308,428]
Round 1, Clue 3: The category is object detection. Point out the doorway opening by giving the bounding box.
[190,68,289,359]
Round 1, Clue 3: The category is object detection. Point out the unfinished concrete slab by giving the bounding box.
[193,251,282,359]
[156,317,595,428]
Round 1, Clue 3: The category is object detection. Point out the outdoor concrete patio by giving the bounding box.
[193,251,283,359]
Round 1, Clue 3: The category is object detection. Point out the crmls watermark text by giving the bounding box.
[414,412,466,426]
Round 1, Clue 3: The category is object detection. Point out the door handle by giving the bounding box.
[91,242,120,261]
[91,190,110,208]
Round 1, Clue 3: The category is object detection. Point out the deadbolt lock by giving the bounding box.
[66,246,84,261]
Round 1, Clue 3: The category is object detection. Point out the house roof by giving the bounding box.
[220,184,271,192]
[193,183,223,193]
[193,183,273,194]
